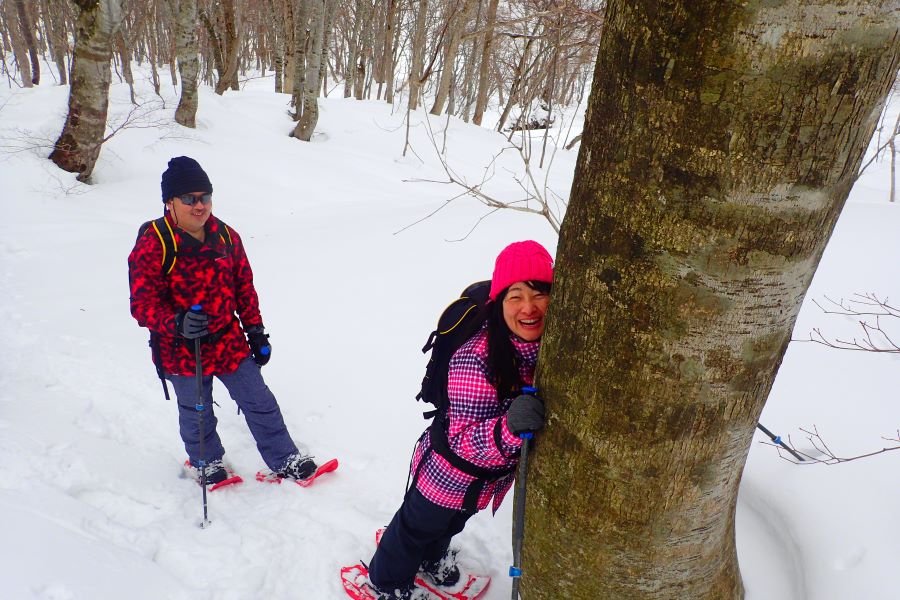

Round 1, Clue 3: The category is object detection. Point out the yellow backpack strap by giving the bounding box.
[218,220,234,254]
[148,216,178,274]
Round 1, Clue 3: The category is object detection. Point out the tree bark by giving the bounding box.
[173,0,200,127]
[49,0,125,183]
[526,2,900,599]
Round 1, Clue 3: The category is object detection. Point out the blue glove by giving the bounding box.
[246,326,271,366]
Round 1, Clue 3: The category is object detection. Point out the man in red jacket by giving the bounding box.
[128,156,316,485]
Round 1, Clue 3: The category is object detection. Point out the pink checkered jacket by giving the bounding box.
[411,326,540,513]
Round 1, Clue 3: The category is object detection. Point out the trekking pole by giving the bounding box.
[757,422,806,461]
[191,304,212,528]
[510,386,537,600]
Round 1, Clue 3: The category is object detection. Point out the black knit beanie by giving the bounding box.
[160,156,213,202]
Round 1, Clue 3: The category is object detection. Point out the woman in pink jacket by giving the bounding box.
[367,241,553,600]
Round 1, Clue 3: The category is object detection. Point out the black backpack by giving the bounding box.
[412,280,516,511]
[416,280,491,420]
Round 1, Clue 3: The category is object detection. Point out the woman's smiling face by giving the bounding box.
[502,281,550,341]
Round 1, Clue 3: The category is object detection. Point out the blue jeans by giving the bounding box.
[167,356,298,470]
[368,488,472,591]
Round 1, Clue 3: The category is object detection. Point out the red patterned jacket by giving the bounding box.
[411,327,539,513]
[128,213,261,376]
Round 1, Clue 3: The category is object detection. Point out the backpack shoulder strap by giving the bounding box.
[138,216,178,275]
[216,218,235,255]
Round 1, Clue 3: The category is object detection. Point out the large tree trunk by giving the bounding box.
[526,2,900,599]
[49,0,125,183]
[173,0,200,127]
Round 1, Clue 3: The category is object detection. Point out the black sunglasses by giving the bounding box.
[177,193,212,206]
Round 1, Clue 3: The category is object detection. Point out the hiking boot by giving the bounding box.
[186,459,229,486]
[277,453,317,481]
[371,583,430,600]
[421,549,460,587]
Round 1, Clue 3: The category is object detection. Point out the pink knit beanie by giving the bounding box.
[489,240,554,300]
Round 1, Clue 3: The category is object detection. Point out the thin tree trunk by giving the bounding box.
[268,0,284,92]
[291,0,311,116]
[318,0,338,96]
[496,32,537,132]
[49,0,125,182]
[459,0,482,122]
[382,0,397,104]
[3,0,32,87]
[283,0,295,94]
[344,0,363,98]
[527,2,900,599]
[13,0,39,85]
[173,0,200,127]
[430,0,473,116]
[293,0,325,141]
[354,0,373,100]
[115,31,136,104]
[40,0,69,84]
[146,15,161,96]
[408,0,427,111]
[214,0,240,95]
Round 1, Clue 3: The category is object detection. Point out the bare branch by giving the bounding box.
[760,424,900,465]
[796,293,900,352]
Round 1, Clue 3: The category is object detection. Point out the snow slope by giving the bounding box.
[1,70,898,599]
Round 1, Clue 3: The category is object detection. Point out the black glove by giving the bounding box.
[246,326,271,366]
[506,393,546,435]
[175,309,209,339]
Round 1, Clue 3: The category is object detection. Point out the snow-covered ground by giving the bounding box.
[1,69,898,600]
